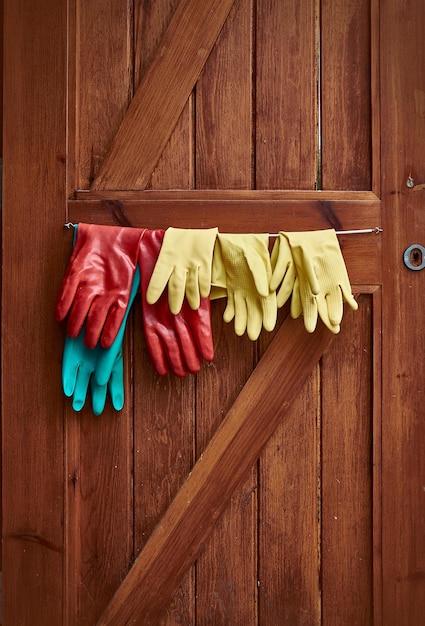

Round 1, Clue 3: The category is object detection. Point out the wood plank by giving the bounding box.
[73,0,133,189]
[255,0,319,189]
[195,0,254,189]
[2,0,67,623]
[258,313,321,624]
[195,304,258,624]
[133,300,197,625]
[97,316,334,625]
[321,0,372,190]
[193,3,258,620]
[91,0,236,191]
[380,0,425,622]
[321,295,374,624]
[134,0,194,190]
[67,195,382,285]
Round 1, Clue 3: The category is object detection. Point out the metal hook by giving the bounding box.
[64,222,76,229]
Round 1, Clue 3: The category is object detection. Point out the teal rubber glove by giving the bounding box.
[62,266,140,415]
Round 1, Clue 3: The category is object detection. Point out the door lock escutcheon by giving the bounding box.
[403,244,425,271]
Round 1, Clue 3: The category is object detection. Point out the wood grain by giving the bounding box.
[321,0,372,190]
[255,0,319,189]
[380,0,425,622]
[91,0,236,190]
[97,317,334,624]
[2,0,67,623]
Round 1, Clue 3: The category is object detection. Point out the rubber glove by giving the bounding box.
[215,233,277,341]
[280,229,358,333]
[139,230,214,376]
[55,223,145,349]
[210,239,228,301]
[146,227,218,314]
[269,234,297,308]
[61,266,141,415]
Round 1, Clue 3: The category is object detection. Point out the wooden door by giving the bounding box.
[2,0,425,624]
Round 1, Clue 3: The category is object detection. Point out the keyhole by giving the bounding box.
[403,244,425,270]
[410,248,423,267]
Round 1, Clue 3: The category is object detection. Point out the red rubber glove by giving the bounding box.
[139,230,214,376]
[55,223,145,349]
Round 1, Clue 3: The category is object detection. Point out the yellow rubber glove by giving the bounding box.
[215,233,277,340]
[146,227,218,314]
[280,229,358,333]
[269,234,297,308]
[210,240,228,300]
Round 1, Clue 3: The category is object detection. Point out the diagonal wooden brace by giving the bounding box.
[97,316,334,625]
[91,0,236,191]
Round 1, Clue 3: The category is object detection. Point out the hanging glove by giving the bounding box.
[55,223,145,349]
[146,227,218,314]
[269,234,297,308]
[139,229,214,376]
[61,266,141,415]
[215,233,277,341]
[279,229,358,333]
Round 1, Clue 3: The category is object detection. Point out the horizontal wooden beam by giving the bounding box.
[67,193,382,285]
[97,316,334,625]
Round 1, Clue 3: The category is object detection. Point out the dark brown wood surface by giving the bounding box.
[97,317,334,624]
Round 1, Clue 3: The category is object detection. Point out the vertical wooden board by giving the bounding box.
[64,312,135,624]
[133,300,196,625]
[67,402,134,624]
[134,0,194,190]
[257,311,321,625]
[2,0,67,623]
[195,0,254,189]
[75,0,133,188]
[194,5,257,616]
[195,299,258,625]
[255,0,319,189]
[380,1,425,622]
[320,0,372,191]
[320,297,374,624]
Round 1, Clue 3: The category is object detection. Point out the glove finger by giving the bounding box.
[93,342,121,387]
[294,247,320,296]
[325,286,344,327]
[299,290,318,333]
[81,296,112,348]
[66,294,95,340]
[290,279,303,319]
[146,262,172,305]
[71,364,92,411]
[184,298,214,362]
[62,339,81,397]
[185,265,201,311]
[223,293,235,323]
[198,263,212,299]
[243,249,270,297]
[276,262,296,308]
[145,322,189,377]
[245,299,263,341]
[233,294,248,337]
[109,357,125,411]
[172,314,202,374]
[90,380,108,416]
[340,284,358,311]
[54,275,79,322]
[168,266,187,314]
[270,235,292,292]
[262,293,278,333]
[317,295,340,333]
[100,302,127,349]
[144,329,170,376]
